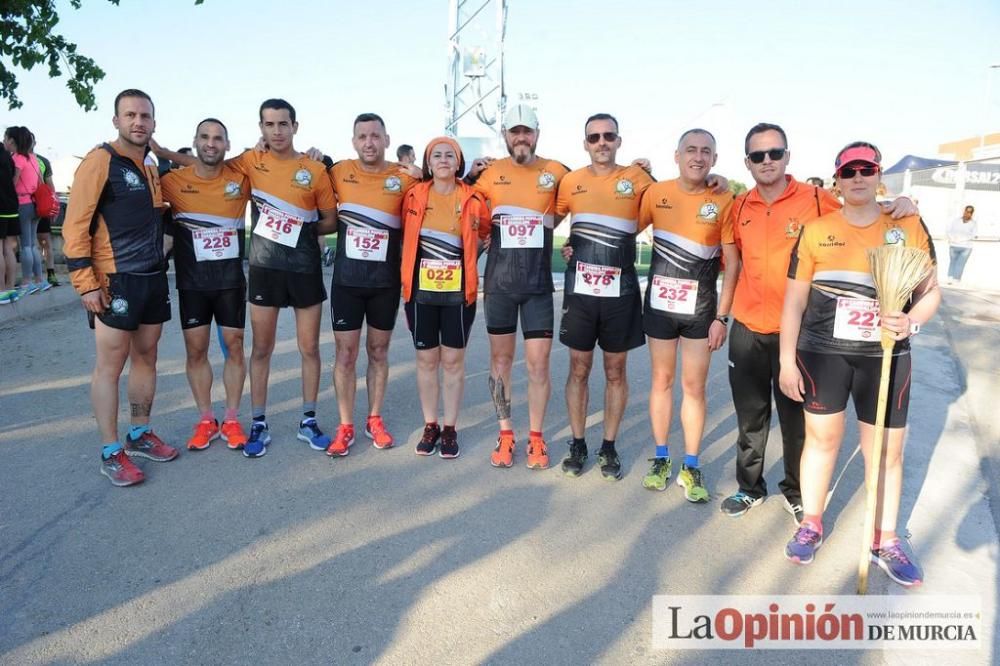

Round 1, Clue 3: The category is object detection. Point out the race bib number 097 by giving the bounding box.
[833,297,881,341]
[574,261,621,298]
[499,215,543,249]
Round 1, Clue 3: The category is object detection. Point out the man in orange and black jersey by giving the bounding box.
[156,98,337,459]
[63,89,179,488]
[463,104,570,471]
[637,129,739,502]
[555,113,655,481]
[161,118,251,453]
[323,113,419,456]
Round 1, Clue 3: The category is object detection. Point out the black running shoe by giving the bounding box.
[439,428,460,459]
[561,440,587,477]
[416,423,441,456]
[597,447,622,481]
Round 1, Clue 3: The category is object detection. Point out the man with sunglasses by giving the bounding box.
[720,122,916,522]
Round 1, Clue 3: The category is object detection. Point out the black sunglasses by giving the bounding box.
[837,166,879,178]
[586,132,619,144]
[746,148,786,163]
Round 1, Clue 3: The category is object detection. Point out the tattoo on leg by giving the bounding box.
[489,376,511,420]
[130,402,152,418]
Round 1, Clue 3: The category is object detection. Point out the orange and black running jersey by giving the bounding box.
[416,189,466,305]
[63,143,165,295]
[161,166,249,291]
[228,150,336,274]
[329,159,416,288]
[475,156,570,294]
[555,164,654,296]
[788,212,935,356]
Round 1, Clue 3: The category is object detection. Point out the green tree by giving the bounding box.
[1,0,202,111]
[729,180,748,195]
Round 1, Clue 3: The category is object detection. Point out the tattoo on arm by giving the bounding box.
[130,402,152,418]
[489,376,511,420]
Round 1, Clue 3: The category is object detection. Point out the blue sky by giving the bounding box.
[4,0,999,189]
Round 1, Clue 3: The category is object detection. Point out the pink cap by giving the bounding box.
[835,145,880,169]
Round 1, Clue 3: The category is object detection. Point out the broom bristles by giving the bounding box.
[866,246,933,314]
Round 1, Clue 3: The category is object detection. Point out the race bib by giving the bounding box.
[419,259,462,292]
[345,227,389,262]
[499,214,543,249]
[833,297,881,341]
[649,276,698,314]
[192,228,239,262]
[253,202,303,248]
[574,261,621,298]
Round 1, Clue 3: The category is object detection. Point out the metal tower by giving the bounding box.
[444,0,508,159]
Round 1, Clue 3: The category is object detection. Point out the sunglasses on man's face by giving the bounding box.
[746,148,786,164]
[837,166,880,179]
[586,132,619,144]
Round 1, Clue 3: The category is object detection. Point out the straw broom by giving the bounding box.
[856,245,932,594]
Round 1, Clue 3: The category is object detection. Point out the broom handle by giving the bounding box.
[857,343,894,594]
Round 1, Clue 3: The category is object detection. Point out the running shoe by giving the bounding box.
[221,419,248,449]
[526,435,549,470]
[0,290,16,305]
[297,418,331,451]
[100,449,145,487]
[326,424,355,457]
[871,539,924,587]
[561,440,587,477]
[439,428,460,459]
[416,423,441,456]
[597,447,622,481]
[365,415,394,449]
[124,429,179,462]
[677,464,709,503]
[783,496,804,525]
[25,282,40,295]
[720,491,764,517]
[243,422,270,458]
[48,274,61,287]
[785,525,823,564]
[490,431,515,468]
[642,457,672,491]
[187,418,219,451]
[38,281,52,292]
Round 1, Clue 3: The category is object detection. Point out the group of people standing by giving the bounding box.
[61,88,938,589]
[1,126,63,304]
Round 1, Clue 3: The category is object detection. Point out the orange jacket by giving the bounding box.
[401,180,491,305]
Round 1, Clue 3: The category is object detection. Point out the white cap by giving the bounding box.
[502,104,539,131]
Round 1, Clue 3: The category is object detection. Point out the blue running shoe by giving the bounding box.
[296,418,330,451]
[785,525,823,564]
[871,539,923,587]
[719,491,764,517]
[243,422,271,458]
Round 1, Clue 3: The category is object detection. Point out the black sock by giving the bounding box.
[601,439,616,452]
[303,410,316,420]
[572,437,587,449]
[253,414,266,424]
[47,268,55,277]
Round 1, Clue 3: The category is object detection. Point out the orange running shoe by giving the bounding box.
[187,419,220,451]
[490,431,515,468]
[365,415,394,449]
[526,435,549,470]
[326,424,355,457]
[221,419,248,450]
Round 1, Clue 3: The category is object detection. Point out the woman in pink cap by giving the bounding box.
[400,137,491,459]
[777,141,941,587]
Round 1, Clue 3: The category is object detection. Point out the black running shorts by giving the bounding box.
[178,286,247,330]
[404,300,476,350]
[91,272,171,331]
[330,283,400,332]
[795,349,912,428]
[484,291,553,339]
[559,291,644,353]
[248,266,326,309]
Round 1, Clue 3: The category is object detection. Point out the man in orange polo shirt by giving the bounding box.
[719,122,915,522]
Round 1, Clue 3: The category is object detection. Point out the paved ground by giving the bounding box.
[0,270,997,665]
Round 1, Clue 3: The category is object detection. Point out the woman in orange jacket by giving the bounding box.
[401,137,490,459]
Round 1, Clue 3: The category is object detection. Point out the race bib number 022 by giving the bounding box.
[419,258,462,292]
[253,202,303,248]
[833,297,881,341]
[649,276,698,314]
[574,261,621,298]
[192,228,238,262]
[499,214,543,249]
[345,227,388,262]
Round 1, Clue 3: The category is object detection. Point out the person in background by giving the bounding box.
[3,126,48,294]
[946,205,977,285]
[0,138,19,303]
[29,131,61,287]
[397,144,416,168]
[806,177,825,188]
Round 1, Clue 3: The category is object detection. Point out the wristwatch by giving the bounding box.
[715,315,730,326]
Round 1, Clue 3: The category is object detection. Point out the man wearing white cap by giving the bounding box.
[465,104,570,470]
